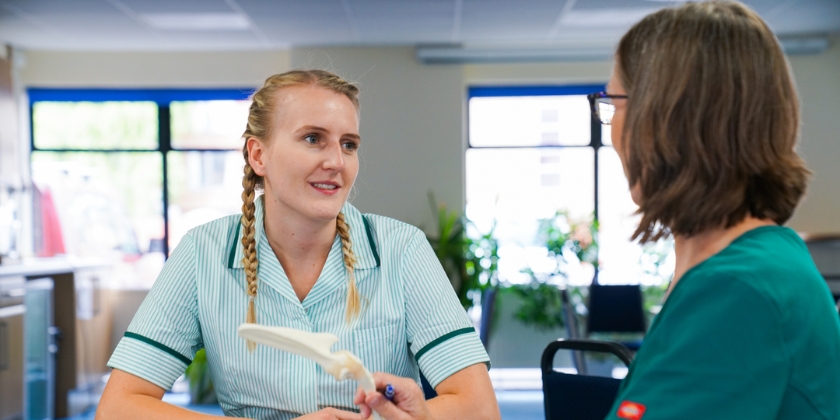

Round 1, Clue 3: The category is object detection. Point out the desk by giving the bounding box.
[0,259,111,418]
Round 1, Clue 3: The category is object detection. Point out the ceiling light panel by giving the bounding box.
[149,30,266,48]
[119,0,235,14]
[141,13,251,31]
[560,7,661,28]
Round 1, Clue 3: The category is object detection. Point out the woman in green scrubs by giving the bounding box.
[593,2,840,419]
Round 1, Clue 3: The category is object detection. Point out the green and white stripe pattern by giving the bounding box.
[108,196,489,419]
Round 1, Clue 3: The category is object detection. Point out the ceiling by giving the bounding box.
[0,0,838,52]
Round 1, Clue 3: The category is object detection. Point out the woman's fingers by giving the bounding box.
[365,393,410,420]
[353,387,372,419]
[370,372,421,402]
[322,407,367,420]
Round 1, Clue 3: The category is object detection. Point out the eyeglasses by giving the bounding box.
[587,92,628,125]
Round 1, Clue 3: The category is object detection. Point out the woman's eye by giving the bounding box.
[342,141,359,151]
[304,134,318,144]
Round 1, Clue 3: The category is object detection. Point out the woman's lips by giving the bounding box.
[310,182,340,195]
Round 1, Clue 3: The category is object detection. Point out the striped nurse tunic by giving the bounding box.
[107,195,489,419]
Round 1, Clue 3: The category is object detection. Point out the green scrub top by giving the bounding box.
[108,196,489,419]
[606,226,840,420]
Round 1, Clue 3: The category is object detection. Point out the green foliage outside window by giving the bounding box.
[425,193,499,310]
[510,210,599,331]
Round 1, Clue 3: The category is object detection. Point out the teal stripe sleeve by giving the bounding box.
[414,327,475,361]
[124,332,192,365]
[227,221,241,269]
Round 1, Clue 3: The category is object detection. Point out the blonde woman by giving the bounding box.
[97,70,499,420]
[591,2,840,419]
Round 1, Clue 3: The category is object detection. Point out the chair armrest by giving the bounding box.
[541,339,634,377]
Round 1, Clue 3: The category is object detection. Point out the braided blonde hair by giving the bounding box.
[241,70,362,350]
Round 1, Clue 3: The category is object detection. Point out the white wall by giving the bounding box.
[13,40,840,234]
[291,47,464,230]
[20,50,291,87]
[786,36,840,234]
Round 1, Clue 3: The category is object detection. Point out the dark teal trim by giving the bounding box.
[227,221,241,269]
[414,327,475,362]
[124,332,192,365]
[362,216,381,267]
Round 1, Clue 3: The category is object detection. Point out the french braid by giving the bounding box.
[240,70,363,349]
[336,212,360,322]
[240,152,259,351]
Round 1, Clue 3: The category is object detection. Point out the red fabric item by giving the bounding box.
[38,187,66,257]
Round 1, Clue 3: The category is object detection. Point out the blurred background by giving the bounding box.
[0,0,838,419]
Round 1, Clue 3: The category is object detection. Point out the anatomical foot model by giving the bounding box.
[237,324,382,420]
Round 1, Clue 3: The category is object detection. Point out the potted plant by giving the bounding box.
[509,210,599,333]
[425,194,499,344]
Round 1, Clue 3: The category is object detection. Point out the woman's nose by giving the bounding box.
[322,141,345,171]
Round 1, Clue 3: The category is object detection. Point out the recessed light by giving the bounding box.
[141,13,250,31]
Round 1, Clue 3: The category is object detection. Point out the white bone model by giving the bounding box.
[237,324,383,420]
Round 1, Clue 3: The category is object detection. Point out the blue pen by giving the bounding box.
[384,383,395,401]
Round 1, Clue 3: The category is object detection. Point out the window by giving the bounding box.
[466,86,671,286]
[29,88,252,288]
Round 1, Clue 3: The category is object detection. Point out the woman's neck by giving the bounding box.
[670,216,775,293]
[262,199,337,265]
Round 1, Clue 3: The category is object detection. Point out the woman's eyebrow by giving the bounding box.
[296,125,329,133]
[297,125,361,141]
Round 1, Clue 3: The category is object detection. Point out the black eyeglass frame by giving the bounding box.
[587,92,628,125]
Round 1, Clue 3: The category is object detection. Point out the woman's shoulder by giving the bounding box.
[674,225,834,328]
[361,212,423,237]
[341,202,423,242]
[179,213,241,253]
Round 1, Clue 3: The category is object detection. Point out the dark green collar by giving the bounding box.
[227,196,380,269]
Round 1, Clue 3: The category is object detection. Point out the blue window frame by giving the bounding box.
[29,88,253,259]
[467,84,605,218]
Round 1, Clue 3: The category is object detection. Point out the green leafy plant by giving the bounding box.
[184,348,217,404]
[425,193,498,310]
[510,210,599,330]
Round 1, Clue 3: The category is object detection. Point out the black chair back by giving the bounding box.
[541,339,633,420]
[587,284,645,334]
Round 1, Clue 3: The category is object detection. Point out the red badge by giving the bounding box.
[616,401,646,420]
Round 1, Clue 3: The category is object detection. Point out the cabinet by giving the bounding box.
[0,276,25,420]
[0,260,110,418]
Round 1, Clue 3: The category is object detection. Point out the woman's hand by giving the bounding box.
[354,372,433,420]
[296,407,368,420]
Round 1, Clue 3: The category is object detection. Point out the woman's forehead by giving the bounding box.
[272,85,359,131]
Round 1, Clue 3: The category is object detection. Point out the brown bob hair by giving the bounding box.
[616,1,810,243]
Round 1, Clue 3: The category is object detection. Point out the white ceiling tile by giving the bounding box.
[2,0,108,14]
[235,0,347,20]
[117,0,235,14]
[0,0,835,50]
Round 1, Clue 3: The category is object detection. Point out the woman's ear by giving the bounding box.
[246,137,268,177]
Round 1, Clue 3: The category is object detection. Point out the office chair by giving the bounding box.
[586,284,646,351]
[541,339,634,420]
